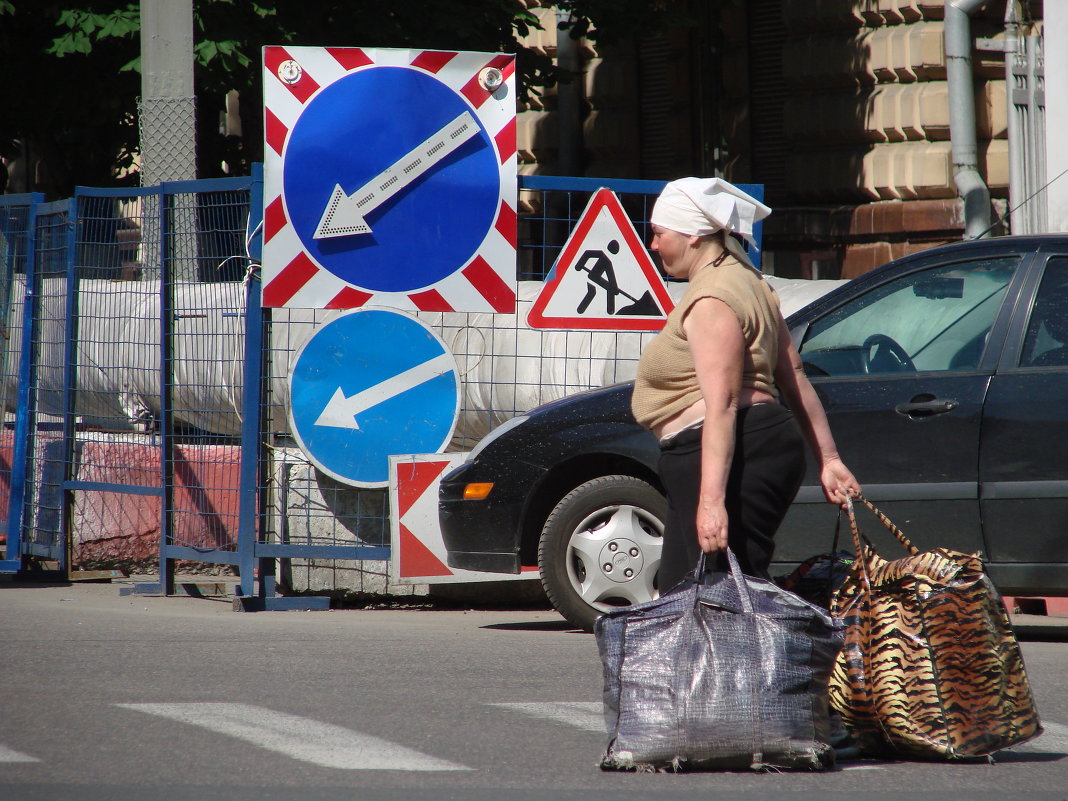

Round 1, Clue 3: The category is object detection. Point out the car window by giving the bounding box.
[1020,257,1068,368]
[799,257,1017,377]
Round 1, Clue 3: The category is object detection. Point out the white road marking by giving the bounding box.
[489,702,605,733]
[491,703,1068,766]
[835,719,1068,768]
[1006,720,1068,753]
[115,703,468,771]
[0,745,40,763]
[314,352,455,430]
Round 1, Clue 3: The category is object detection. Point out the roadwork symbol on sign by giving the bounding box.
[288,310,460,488]
[527,188,675,331]
[388,453,539,584]
[261,45,517,313]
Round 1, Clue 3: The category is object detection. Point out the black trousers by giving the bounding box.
[656,403,807,592]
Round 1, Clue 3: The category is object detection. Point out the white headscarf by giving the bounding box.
[650,177,771,266]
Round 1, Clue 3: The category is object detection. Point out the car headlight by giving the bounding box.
[466,414,529,461]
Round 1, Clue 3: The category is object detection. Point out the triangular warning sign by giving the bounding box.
[527,188,674,331]
[398,523,453,578]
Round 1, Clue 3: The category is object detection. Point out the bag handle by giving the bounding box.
[726,548,754,613]
[843,497,873,592]
[844,493,922,591]
[690,548,754,613]
[855,494,919,556]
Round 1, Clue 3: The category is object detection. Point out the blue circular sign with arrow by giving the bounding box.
[281,66,500,293]
[287,309,461,487]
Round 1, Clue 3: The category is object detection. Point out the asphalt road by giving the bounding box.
[1,579,1067,801]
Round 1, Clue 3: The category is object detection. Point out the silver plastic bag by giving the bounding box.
[595,549,844,771]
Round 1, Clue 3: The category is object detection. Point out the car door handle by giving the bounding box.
[895,397,959,418]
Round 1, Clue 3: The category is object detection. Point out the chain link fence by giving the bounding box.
[137,96,197,188]
[2,175,682,598]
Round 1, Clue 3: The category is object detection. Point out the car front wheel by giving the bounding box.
[538,475,666,631]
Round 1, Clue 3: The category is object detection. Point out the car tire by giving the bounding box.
[538,475,666,632]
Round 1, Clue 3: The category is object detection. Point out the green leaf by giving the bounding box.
[78,14,99,35]
[197,40,219,63]
[249,3,276,19]
[99,12,140,40]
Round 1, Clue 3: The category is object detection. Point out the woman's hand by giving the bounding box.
[695,500,730,554]
[820,458,861,507]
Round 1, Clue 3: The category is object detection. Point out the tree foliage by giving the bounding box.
[1,0,697,196]
[1,2,141,193]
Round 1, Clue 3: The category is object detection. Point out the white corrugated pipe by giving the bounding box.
[946,0,993,239]
[2,277,846,440]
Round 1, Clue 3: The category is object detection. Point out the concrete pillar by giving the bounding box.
[1046,3,1068,231]
[139,0,197,280]
[139,0,196,185]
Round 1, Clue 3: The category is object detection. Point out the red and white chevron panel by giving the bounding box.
[388,453,539,585]
[261,46,517,313]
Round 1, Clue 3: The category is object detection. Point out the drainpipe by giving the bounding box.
[946,0,992,238]
[555,8,583,176]
[1003,1,1025,233]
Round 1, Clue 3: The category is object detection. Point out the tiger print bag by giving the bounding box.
[829,496,1042,760]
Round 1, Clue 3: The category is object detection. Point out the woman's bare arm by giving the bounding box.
[772,315,860,504]
[684,297,746,553]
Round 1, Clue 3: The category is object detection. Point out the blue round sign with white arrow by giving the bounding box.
[282,66,500,293]
[287,309,460,487]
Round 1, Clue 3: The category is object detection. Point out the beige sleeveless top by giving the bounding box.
[631,255,781,431]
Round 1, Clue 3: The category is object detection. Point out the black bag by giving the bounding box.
[595,549,844,772]
[775,511,855,608]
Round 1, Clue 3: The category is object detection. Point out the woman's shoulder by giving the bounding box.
[687,256,764,297]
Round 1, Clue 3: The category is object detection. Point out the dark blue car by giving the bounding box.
[440,236,1068,630]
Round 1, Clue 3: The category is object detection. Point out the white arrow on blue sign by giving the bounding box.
[287,309,460,487]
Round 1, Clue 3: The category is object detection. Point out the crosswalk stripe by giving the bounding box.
[490,703,1068,760]
[0,745,40,763]
[488,702,605,733]
[115,703,469,771]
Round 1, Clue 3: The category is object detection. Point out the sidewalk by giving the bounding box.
[1010,613,1068,640]
[3,573,1067,640]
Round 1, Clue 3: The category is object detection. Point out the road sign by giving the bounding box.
[287,310,460,487]
[388,453,540,584]
[262,46,517,313]
[527,188,675,331]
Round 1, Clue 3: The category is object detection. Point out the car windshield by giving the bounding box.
[800,256,1018,376]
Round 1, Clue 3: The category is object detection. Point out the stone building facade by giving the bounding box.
[516,0,1045,279]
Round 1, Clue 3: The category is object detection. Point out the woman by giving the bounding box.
[632,177,860,591]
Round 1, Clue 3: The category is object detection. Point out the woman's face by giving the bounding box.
[650,225,692,277]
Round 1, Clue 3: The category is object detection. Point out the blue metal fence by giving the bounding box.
[70,180,257,595]
[1,195,70,571]
[517,175,763,276]
[1,193,43,571]
[0,172,761,608]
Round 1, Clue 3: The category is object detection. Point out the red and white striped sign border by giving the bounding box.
[262,46,518,313]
